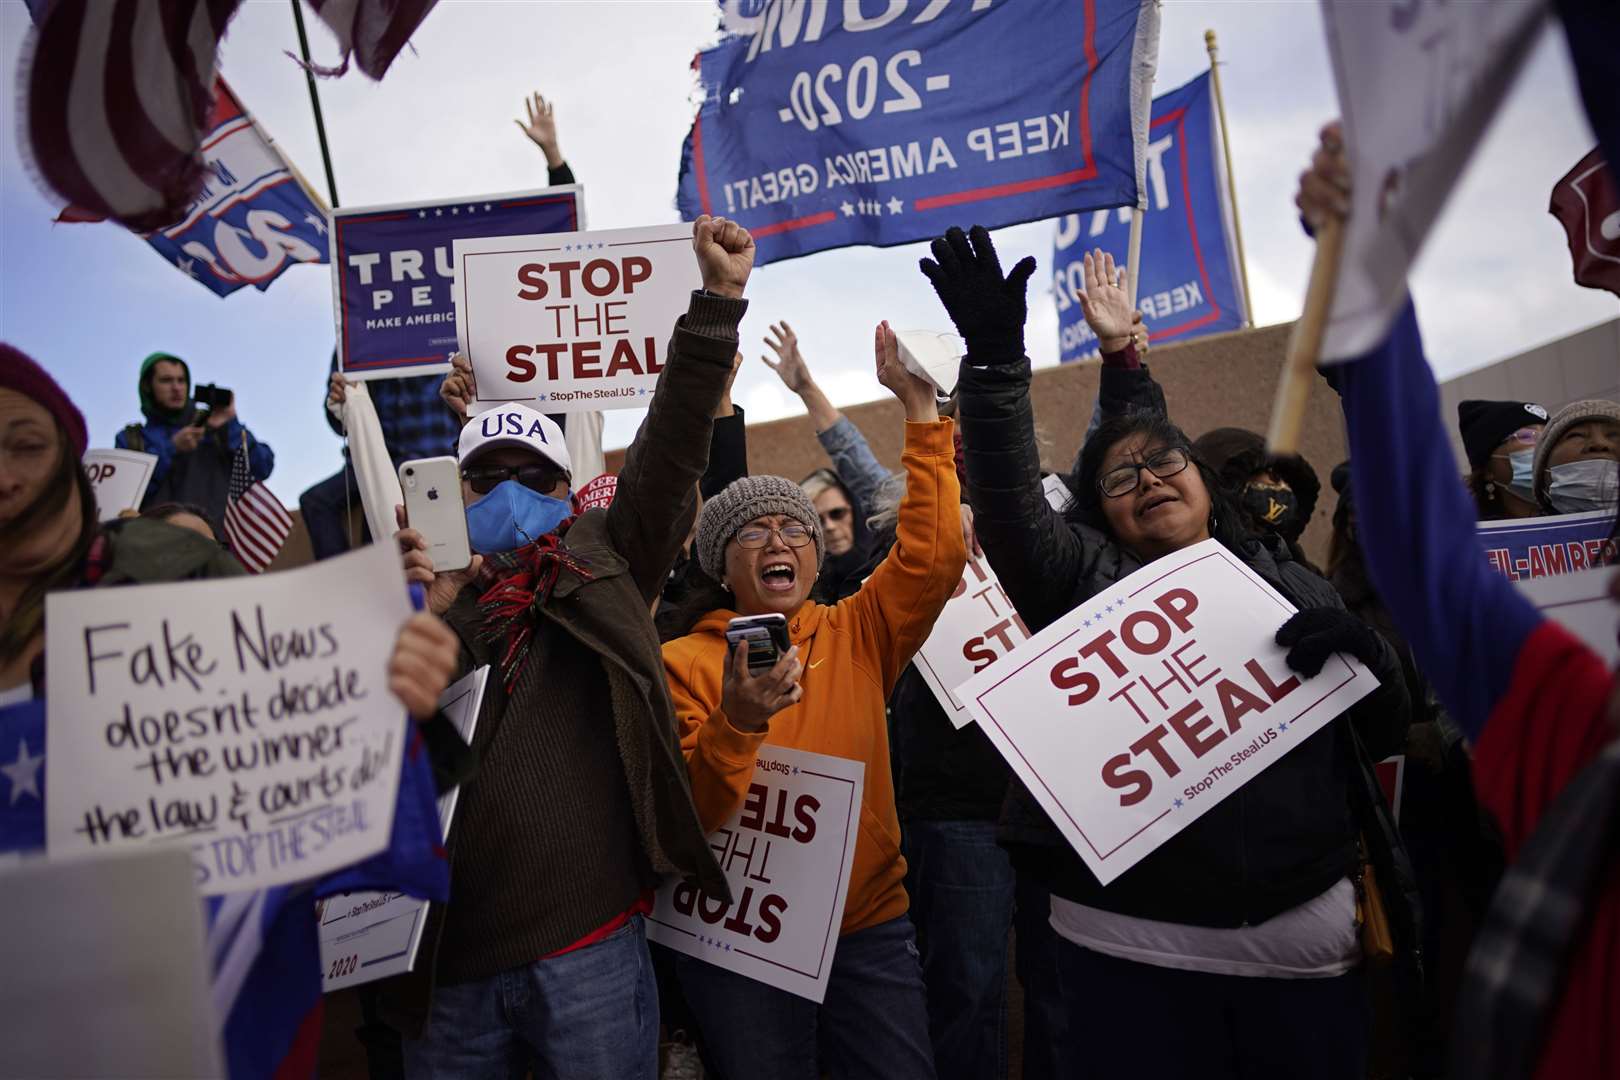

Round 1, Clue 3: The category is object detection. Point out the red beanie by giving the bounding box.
[0,343,88,456]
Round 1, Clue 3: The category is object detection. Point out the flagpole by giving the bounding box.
[290,0,340,208]
[1125,208,1145,309]
[1205,29,1254,327]
[1266,218,1343,454]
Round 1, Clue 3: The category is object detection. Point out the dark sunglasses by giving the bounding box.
[462,462,566,496]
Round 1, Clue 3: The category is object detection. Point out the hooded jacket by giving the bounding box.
[957,348,1411,929]
[1193,426,1321,548]
[115,352,273,533]
[663,418,966,935]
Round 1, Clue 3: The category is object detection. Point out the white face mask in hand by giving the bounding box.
[1546,458,1620,514]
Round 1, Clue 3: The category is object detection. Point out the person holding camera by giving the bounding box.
[658,321,965,1080]
[114,351,273,535]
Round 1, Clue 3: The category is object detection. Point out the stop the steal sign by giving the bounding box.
[956,539,1378,885]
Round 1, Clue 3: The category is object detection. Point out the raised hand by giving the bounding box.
[874,320,937,422]
[918,225,1037,360]
[387,612,460,721]
[1075,248,1136,351]
[515,91,564,169]
[721,641,803,733]
[1295,121,1350,233]
[327,371,351,413]
[762,320,812,392]
[440,352,476,421]
[395,504,483,616]
[692,215,755,300]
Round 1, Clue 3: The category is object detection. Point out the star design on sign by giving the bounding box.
[304,212,327,235]
[174,256,196,279]
[887,196,904,215]
[451,206,460,215]
[484,203,493,212]
[1082,618,1093,628]
[840,201,856,217]
[1173,798,1184,809]
[466,204,477,214]
[417,210,427,218]
[1278,722,1289,732]
[434,208,443,217]
[2,738,43,805]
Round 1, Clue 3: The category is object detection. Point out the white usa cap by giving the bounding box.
[458,404,572,476]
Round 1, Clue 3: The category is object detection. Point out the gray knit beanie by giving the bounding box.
[696,475,825,580]
[1531,398,1620,509]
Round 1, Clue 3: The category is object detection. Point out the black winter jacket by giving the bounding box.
[958,351,1411,928]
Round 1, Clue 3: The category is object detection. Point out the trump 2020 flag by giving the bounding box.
[1054,71,1245,362]
[678,0,1160,265]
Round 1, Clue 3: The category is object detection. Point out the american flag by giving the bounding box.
[21,0,437,229]
[223,435,292,573]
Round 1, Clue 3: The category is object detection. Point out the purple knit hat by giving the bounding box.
[0,343,88,456]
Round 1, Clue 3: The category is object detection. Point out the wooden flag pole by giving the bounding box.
[1125,206,1145,308]
[1266,217,1344,454]
[1205,30,1254,327]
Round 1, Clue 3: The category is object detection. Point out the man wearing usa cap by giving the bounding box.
[384,217,755,1079]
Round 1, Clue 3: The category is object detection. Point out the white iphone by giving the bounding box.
[399,457,471,573]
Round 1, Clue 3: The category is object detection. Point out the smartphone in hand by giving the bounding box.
[400,457,471,573]
[725,614,791,676]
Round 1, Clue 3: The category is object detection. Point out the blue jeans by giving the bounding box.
[674,914,935,1080]
[1053,938,1369,1079]
[298,464,365,562]
[903,819,1015,1080]
[402,916,658,1080]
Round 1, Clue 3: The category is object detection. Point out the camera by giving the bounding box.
[193,383,233,410]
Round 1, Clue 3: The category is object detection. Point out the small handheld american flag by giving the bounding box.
[223,434,291,574]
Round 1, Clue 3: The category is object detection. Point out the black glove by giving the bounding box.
[1274,607,1383,678]
[918,225,1036,361]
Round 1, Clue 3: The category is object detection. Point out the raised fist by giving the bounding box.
[692,215,756,300]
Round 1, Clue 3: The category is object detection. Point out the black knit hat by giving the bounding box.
[1456,399,1548,468]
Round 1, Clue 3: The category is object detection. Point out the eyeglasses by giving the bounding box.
[734,523,815,549]
[462,462,566,496]
[1500,427,1541,447]
[819,507,851,524]
[1099,446,1192,498]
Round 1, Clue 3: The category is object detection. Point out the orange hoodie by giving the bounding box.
[662,418,966,935]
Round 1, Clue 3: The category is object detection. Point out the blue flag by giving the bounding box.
[678,0,1160,265]
[1054,71,1246,363]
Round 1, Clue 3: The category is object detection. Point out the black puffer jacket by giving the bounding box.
[958,352,1411,928]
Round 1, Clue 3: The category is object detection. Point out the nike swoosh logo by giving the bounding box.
[809,659,825,670]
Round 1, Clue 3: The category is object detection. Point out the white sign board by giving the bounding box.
[44,544,413,894]
[645,746,864,1003]
[319,665,488,991]
[1319,0,1547,361]
[454,222,700,415]
[957,539,1379,884]
[1518,567,1620,668]
[83,448,158,521]
[915,553,1033,729]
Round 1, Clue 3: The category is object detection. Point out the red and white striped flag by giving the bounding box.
[21,0,437,230]
[223,436,291,574]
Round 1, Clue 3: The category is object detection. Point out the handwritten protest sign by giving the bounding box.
[646,746,864,1003]
[1478,510,1617,581]
[319,666,488,991]
[331,186,583,379]
[83,448,158,521]
[677,0,1159,264]
[44,544,413,894]
[958,539,1379,885]
[454,223,699,415]
[915,553,1031,729]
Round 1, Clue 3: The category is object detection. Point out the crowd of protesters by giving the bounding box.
[2,94,1617,1080]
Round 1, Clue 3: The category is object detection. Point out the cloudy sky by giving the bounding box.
[2,1,1611,507]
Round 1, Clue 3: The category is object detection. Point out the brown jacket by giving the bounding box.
[379,291,740,1034]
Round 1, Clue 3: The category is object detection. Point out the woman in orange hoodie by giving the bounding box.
[661,321,965,1080]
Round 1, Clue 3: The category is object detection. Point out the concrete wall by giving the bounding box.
[608,321,1351,567]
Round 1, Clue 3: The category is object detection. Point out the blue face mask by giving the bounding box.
[1492,448,1537,503]
[465,479,571,554]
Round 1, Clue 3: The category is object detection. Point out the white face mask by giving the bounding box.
[1546,458,1620,514]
